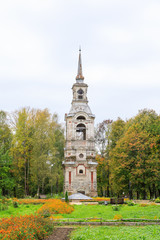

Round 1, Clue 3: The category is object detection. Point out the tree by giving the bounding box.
[11,108,34,197]
[0,111,15,196]
[10,108,64,197]
[30,110,64,197]
[110,109,160,199]
[95,120,112,196]
[95,120,112,157]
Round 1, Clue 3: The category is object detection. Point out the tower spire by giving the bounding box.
[76,47,84,82]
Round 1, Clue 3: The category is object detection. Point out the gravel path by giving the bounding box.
[45,227,74,240]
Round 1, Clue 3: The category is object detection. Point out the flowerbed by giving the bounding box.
[16,199,48,205]
[0,214,53,240]
[80,197,129,203]
[93,197,110,202]
[38,199,74,216]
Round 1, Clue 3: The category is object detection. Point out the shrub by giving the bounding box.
[39,208,51,218]
[50,215,63,221]
[13,200,18,208]
[140,203,148,207]
[150,202,157,206]
[0,197,9,211]
[98,201,105,205]
[65,191,69,203]
[127,201,135,206]
[112,205,120,211]
[113,214,122,220]
[155,198,160,203]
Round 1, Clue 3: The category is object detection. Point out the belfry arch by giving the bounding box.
[77,115,86,120]
[76,123,86,140]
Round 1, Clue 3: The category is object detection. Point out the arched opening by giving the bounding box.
[77,115,86,120]
[77,89,84,99]
[79,169,83,174]
[76,123,86,140]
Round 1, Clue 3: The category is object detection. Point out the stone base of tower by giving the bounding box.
[63,162,97,197]
[64,188,97,198]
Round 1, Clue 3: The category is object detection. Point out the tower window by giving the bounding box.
[79,169,83,174]
[79,153,84,158]
[76,123,86,140]
[77,116,86,120]
[77,89,84,99]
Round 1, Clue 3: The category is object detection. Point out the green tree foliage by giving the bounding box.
[0,111,15,196]
[11,108,34,197]
[96,110,160,199]
[95,120,113,197]
[109,118,126,150]
[10,108,64,198]
[110,109,160,199]
[30,110,64,197]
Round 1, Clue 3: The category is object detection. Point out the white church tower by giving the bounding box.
[63,48,97,197]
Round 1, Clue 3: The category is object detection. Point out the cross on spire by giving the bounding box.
[76,47,84,82]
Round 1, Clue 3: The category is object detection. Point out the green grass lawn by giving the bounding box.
[70,225,160,240]
[61,204,160,220]
[0,204,42,218]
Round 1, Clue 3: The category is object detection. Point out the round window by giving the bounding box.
[79,153,84,158]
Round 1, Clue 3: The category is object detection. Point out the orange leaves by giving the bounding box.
[0,214,53,240]
[95,155,105,165]
[37,199,74,215]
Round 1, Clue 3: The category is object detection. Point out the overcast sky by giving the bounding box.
[0,0,160,124]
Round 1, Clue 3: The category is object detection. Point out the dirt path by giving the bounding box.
[45,227,74,240]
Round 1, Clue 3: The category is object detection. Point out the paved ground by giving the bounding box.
[45,227,74,240]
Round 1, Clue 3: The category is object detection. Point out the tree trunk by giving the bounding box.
[24,159,27,196]
[37,185,40,198]
[129,181,132,199]
[136,191,139,199]
[27,158,30,195]
[106,164,110,197]
[158,189,160,197]
[56,177,59,193]
[42,178,45,194]
[153,184,156,199]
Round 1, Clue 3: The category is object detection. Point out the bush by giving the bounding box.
[13,200,18,208]
[65,191,69,203]
[112,205,120,211]
[150,202,157,206]
[155,198,160,203]
[0,197,9,211]
[113,214,122,220]
[98,201,105,205]
[127,201,135,206]
[140,203,148,207]
[39,208,51,218]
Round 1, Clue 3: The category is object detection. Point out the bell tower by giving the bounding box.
[63,48,97,197]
